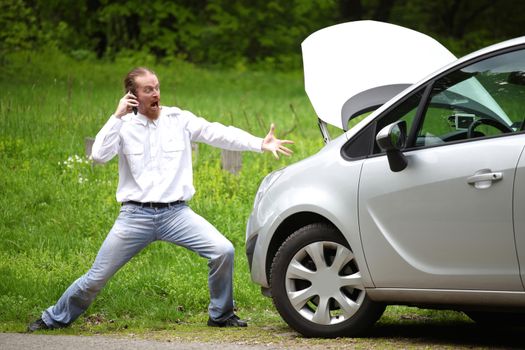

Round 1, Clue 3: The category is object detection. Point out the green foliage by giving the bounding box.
[0,0,39,61]
[88,0,337,69]
[2,0,523,68]
[390,0,524,56]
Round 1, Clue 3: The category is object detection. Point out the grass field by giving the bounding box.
[0,49,326,331]
[0,49,474,337]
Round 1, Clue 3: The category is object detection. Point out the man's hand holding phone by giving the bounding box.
[115,91,139,118]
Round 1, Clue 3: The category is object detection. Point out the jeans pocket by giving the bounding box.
[120,204,140,215]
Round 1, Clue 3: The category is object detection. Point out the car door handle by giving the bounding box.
[467,169,503,189]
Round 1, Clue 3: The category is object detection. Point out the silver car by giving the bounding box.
[246,21,525,337]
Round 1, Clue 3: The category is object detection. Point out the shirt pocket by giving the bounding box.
[161,137,185,171]
[162,138,185,152]
[123,143,144,175]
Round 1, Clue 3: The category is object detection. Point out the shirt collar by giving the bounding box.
[133,112,160,126]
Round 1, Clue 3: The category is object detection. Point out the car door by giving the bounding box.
[358,47,525,291]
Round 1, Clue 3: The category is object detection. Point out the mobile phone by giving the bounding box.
[130,89,138,115]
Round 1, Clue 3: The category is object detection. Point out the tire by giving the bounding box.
[270,223,385,338]
[466,311,525,327]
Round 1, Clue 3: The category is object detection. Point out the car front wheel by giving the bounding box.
[270,223,385,337]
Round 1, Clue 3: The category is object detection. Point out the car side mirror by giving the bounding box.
[376,121,408,172]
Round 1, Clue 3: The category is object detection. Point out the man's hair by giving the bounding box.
[124,67,156,94]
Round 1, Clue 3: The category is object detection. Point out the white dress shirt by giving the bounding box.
[91,106,263,203]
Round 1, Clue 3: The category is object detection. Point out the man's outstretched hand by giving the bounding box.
[262,123,294,159]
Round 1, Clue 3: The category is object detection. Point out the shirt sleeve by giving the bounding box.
[182,110,263,153]
[91,115,123,163]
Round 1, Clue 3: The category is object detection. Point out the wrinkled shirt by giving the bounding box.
[91,106,263,203]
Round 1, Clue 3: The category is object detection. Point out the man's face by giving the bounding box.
[135,72,161,119]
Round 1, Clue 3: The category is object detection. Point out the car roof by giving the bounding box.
[302,20,457,130]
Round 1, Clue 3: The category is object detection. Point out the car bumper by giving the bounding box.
[245,212,273,289]
[245,231,258,271]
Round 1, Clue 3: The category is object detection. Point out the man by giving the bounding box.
[28,67,293,331]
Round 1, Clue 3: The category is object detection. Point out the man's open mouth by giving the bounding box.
[151,101,159,108]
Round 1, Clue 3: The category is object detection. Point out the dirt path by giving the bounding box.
[2,321,524,350]
[0,333,279,350]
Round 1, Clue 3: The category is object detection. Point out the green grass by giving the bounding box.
[0,48,325,332]
[0,49,480,341]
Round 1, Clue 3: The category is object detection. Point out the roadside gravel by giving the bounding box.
[2,319,525,350]
[1,333,289,350]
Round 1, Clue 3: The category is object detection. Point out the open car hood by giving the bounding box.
[302,21,457,130]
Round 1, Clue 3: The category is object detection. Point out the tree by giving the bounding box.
[3,0,524,67]
[0,0,39,63]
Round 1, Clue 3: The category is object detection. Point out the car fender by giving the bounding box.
[251,152,374,289]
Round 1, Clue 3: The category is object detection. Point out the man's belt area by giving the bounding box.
[122,200,185,208]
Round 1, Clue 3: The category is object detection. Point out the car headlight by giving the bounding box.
[253,169,284,208]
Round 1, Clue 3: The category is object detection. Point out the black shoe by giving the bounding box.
[27,318,50,332]
[207,314,248,327]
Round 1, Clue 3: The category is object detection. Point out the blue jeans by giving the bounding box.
[42,202,235,327]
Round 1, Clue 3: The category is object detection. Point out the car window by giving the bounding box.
[416,48,525,147]
[344,88,424,158]
[371,89,424,154]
